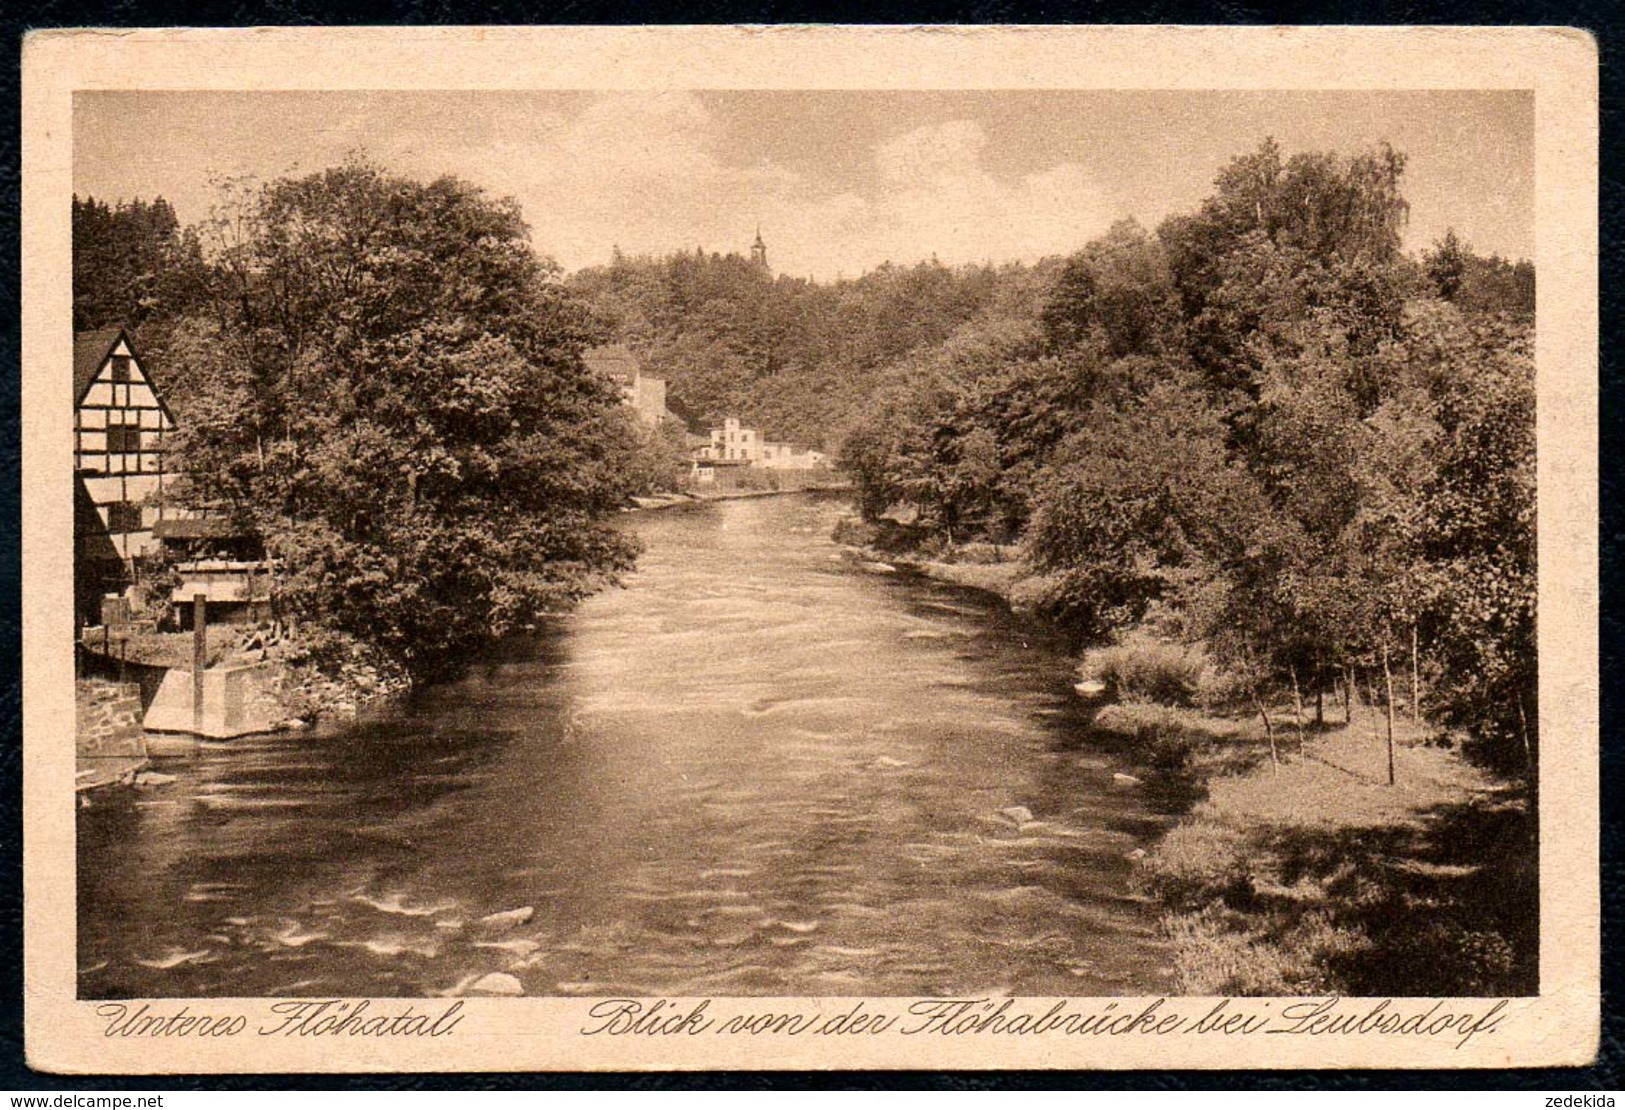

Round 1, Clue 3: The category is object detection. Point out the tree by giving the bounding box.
[1026,381,1271,644]
[1041,220,1181,360]
[1407,306,1536,768]
[72,194,213,344]
[1159,140,1411,405]
[1424,228,1470,302]
[832,136,1535,780]
[167,160,639,680]
[621,418,694,496]
[1423,229,1535,319]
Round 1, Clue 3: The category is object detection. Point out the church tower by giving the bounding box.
[750,226,769,272]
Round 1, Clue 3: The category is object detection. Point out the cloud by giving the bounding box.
[76,93,1114,281]
[809,120,1112,275]
[385,98,1111,279]
[376,93,801,272]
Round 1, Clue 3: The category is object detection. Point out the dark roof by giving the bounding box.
[153,517,244,540]
[583,344,639,385]
[73,326,176,423]
[74,327,127,405]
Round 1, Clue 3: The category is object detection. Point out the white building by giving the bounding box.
[74,327,174,563]
[760,441,829,470]
[710,417,762,463]
[701,417,829,470]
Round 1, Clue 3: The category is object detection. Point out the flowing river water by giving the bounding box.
[79,494,1173,999]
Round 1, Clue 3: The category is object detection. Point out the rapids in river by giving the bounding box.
[79,494,1172,998]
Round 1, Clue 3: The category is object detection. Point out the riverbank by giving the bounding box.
[80,622,410,737]
[1096,702,1536,996]
[628,483,854,513]
[830,511,1537,997]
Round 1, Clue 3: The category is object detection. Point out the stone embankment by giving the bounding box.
[276,650,411,729]
[76,678,148,790]
[80,623,410,740]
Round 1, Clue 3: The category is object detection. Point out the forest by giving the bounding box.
[74,139,1536,772]
[75,168,641,683]
[559,140,1535,774]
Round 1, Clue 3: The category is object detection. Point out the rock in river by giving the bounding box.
[469,972,524,997]
[999,805,1035,825]
[1111,773,1144,788]
[478,906,535,929]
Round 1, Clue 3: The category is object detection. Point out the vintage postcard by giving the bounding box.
[21,26,1598,1072]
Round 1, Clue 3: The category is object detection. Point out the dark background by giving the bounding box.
[0,1,1617,1091]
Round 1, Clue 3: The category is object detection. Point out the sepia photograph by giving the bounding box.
[22,26,1598,1072]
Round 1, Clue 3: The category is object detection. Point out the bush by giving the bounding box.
[1081,638,1207,705]
[1092,703,1210,770]
[830,515,879,547]
[1162,905,1367,996]
[1140,820,1252,909]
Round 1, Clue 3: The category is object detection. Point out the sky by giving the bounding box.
[74,90,1534,281]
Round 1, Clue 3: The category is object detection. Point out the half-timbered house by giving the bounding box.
[73,326,174,566]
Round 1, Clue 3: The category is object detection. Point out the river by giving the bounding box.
[79,494,1172,999]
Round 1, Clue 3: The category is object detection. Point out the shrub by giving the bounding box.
[830,515,879,548]
[1163,905,1366,995]
[1082,638,1207,705]
[1092,703,1209,770]
[1006,572,1063,615]
[1140,819,1251,909]
[1163,906,1298,995]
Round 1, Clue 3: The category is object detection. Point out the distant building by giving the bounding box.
[699,417,827,470]
[709,417,762,463]
[750,227,769,273]
[584,343,675,427]
[760,440,829,471]
[74,327,174,567]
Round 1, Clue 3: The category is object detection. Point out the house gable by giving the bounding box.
[73,327,175,564]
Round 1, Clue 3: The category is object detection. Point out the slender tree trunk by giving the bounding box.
[1290,665,1307,756]
[1517,696,1534,778]
[1252,688,1279,774]
[1381,641,1397,787]
[1411,623,1422,726]
[1345,664,1355,723]
[1315,662,1325,727]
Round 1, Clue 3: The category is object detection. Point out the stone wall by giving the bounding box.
[76,679,145,760]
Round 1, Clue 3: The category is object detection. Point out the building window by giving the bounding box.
[105,422,141,454]
[109,355,132,383]
[106,501,144,534]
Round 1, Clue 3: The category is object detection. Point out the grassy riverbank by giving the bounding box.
[1095,702,1536,996]
[832,513,1537,997]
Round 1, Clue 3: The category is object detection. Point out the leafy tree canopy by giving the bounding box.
[164,161,639,679]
